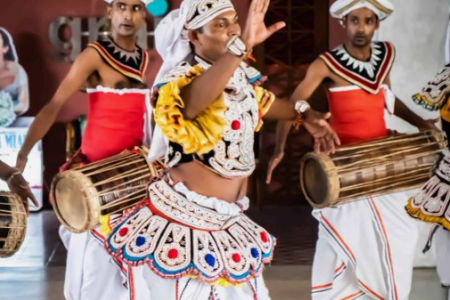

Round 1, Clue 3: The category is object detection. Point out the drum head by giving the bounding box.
[300,153,340,208]
[52,172,99,233]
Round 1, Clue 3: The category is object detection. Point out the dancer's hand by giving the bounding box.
[7,172,38,212]
[303,110,341,154]
[242,0,286,49]
[266,151,284,184]
[417,117,439,131]
[387,129,398,136]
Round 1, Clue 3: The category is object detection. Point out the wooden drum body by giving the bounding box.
[0,192,27,258]
[52,147,164,233]
[300,130,447,208]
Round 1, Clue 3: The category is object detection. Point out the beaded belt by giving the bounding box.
[105,179,276,284]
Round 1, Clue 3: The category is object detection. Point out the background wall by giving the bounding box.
[378,0,450,133]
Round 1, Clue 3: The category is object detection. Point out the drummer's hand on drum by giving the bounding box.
[303,110,341,154]
[7,172,38,212]
[417,118,440,131]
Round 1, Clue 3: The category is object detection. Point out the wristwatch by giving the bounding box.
[294,100,311,116]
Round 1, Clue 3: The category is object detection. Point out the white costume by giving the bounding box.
[406,65,450,298]
[312,191,418,300]
[311,1,420,299]
[60,226,128,300]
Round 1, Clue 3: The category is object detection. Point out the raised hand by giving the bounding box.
[303,110,341,154]
[242,0,286,49]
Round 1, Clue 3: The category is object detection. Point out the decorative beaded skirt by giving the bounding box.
[105,178,276,285]
[407,154,450,230]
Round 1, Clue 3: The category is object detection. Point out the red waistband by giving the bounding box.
[328,88,387,145]
[81,90,146,162]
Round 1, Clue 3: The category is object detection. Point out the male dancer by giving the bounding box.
[101,0,340,299]
[406,64,450,300]
[267,0,437,299]
[16,1,153,299]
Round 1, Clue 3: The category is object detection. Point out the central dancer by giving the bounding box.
[103,0,340,299]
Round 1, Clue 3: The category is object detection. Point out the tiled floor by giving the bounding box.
[0,210,448,300]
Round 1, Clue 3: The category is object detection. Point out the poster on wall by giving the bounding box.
[0,27,29,117]
[0,28,42,211]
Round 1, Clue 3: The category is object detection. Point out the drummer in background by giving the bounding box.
[406,64,450,300]
[266,0,438,299]
[0,160,37,211]
[15,1,154,299]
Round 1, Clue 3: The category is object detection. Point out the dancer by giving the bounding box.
[102,0,339,299]
[406,63,450,300]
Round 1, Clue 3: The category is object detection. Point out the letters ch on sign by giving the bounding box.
[49,17,160,62]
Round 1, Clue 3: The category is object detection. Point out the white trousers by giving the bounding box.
[60,226,128,300]
[311,191,420,300]
[127,264,271,300]
[435,227,450,288]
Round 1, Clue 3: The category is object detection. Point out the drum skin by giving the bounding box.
[300,130,447,208]
[0,192,27,258]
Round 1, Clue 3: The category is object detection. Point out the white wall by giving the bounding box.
[377,0,450,133]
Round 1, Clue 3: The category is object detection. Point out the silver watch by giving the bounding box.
[294,100,310,116]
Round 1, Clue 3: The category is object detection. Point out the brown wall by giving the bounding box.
[329,0,346,49]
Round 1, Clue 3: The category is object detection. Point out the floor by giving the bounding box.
[0,209,448,300]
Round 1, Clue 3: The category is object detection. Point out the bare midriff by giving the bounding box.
[168,161,248,203]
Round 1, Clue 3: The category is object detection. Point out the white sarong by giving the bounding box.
[311,190,420,300]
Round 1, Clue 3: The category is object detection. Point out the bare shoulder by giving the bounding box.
[73,47,102,68]
[307,58,330,78]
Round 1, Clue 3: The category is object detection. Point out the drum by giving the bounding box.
[0,192,27,258]
[300,130,447,208]
[51,147,164,233]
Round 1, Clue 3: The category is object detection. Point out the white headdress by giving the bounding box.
[154,0,235,83]
[330,0,394,21]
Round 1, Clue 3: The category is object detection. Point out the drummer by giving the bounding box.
[267,0,438,299]
[15,1,153,299]
[0,160,37,211]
